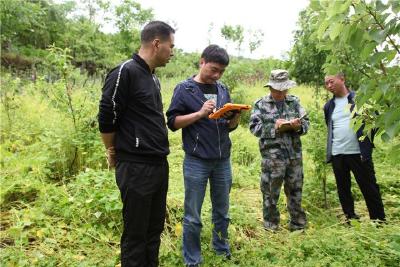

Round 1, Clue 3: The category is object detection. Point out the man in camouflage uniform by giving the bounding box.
[249,69,309,231]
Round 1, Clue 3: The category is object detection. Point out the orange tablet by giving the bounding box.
[209,103,251,119]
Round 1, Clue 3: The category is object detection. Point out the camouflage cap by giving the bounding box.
[264,69,297,91]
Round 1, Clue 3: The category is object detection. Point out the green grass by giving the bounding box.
[1,74,399,266]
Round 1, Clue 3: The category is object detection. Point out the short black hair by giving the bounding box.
[201,45,229,66]
[141,21,175,44]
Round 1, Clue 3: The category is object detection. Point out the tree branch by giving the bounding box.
[343,51,371,79]
[366,4,400,54]
[374,48,387,76]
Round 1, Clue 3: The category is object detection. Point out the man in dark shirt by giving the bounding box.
[98,21,175,267]
[324,73,385,223]
[166,45,240,266]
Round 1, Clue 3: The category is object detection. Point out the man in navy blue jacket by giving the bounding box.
[166,45,240,266]
[324,73,385,223]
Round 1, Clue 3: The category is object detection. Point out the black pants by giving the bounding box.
[116,160,169,267]
[331,154,385,220]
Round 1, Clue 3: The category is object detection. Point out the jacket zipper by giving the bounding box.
[216,120,221,159]
[216,89,223,159]
[152,74,160,90]
[193,133,199,153]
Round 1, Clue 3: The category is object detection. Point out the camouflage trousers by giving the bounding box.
[260,151,307,230]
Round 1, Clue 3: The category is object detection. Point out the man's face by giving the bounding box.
[324,75,344,95]
[199,59,227,84]
[155,33,175,67]
[270,88,287,101]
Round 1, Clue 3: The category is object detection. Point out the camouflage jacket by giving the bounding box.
[249,94,309,159]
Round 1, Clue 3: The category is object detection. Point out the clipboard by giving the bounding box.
[278,113,307,132]
[208,103,251,119]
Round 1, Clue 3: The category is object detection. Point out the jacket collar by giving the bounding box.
[184,77,227,107]
[184,77,226,92]
[264,94,295,103]
[347,90,356,103]
[132,54,154,74]
[184,76,218,86]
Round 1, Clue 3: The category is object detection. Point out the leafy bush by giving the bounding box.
[222,57,284,91]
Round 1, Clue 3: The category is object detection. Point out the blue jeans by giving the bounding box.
[182,154,232,265]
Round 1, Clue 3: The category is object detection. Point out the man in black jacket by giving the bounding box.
[98,21,175,267]
[324,73,385,223]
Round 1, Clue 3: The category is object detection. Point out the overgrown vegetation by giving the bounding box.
[1,65,399,266]
[1,0,399,266]
[288,0,400,141]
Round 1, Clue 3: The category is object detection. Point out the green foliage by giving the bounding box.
[221,24,245,55]
[114,0,153,33]
[248,30,264,54]
[1,71,399,266]
[0,0,152,73]
[222,57,284,91]
[220,24,265,56]
[1,1,400,264]
[114,0,153,56]
[63,18,124,70]
[0,0,73,50]
[291,0,400,141]
[156,50,199,79]
[1,47,104,181]
[303,106,330,208]
[287,9,327,86]
[0,74,21,134]
[0,0,273,83]
[157,54,285,95]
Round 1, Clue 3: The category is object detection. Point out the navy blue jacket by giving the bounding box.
[166,77,233,160]
[323,91,375,163]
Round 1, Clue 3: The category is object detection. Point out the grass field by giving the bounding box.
[1,74,399,266]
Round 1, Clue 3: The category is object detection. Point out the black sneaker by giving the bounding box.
[371,218,386,227]
[345,214,360,225]
[263,221,279,231]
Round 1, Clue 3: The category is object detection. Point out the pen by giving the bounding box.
[299,113,307,120]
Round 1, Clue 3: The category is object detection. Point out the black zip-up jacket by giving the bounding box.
[98,54,169,162]
[323,90,374,163]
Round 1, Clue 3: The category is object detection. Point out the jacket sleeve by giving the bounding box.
[249,100,266,138]
[166,84,186,131]
[323,102,329,126]
[98,65,131,133]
